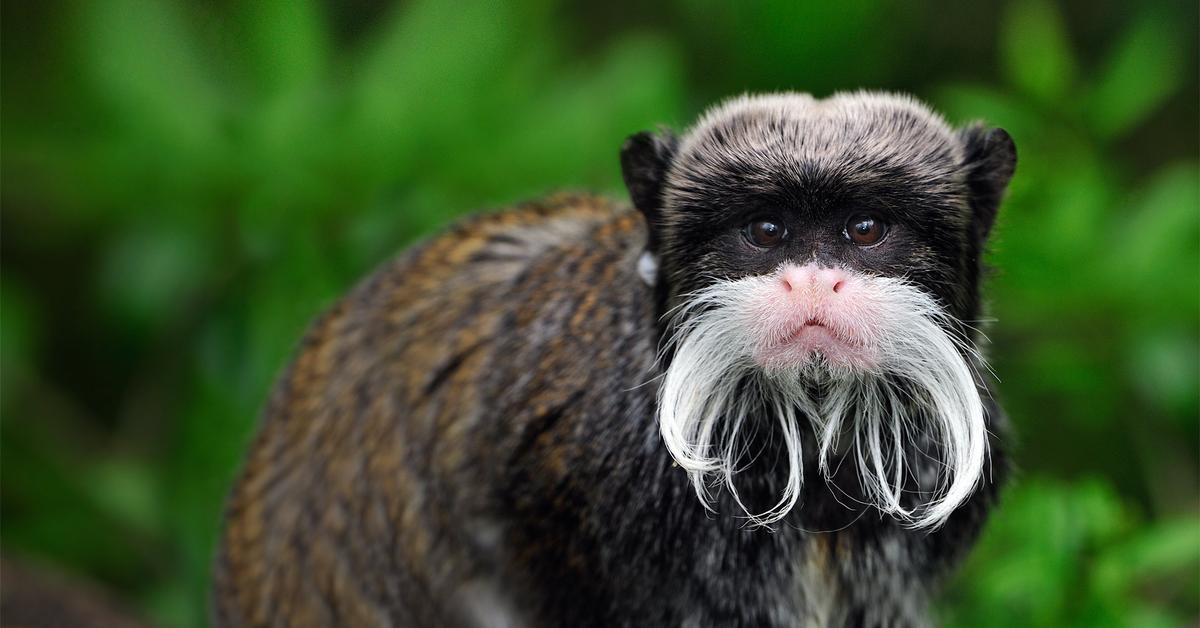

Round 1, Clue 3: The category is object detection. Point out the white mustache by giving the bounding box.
[657,270,990,529]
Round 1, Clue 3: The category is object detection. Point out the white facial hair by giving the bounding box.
[657,271,989,529]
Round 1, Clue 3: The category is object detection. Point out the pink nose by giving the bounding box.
[780,265,848,294]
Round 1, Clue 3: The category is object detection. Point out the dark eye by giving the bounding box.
[845,213,887,246]
[744,218,787,248]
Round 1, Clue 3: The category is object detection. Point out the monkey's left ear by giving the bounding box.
[621,129,679,251]
[959,125,1017,243]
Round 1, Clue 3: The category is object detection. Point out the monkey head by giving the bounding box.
[621,92,1016,528]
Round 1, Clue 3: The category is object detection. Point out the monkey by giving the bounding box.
[213,91,1016,628]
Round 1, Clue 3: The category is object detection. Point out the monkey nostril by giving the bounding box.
[781,277,794,292]
[832,280,845,293]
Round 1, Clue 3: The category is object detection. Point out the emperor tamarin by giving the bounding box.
[215,91,1017,627]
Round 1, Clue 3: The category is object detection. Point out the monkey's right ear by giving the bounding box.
[621,129,679,248]
[959,125,1017,244]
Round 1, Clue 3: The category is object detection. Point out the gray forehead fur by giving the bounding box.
[665,91,967,205]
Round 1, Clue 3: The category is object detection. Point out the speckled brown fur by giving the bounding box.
[215,195,667,626]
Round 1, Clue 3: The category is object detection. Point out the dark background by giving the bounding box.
[3,1,1197,625]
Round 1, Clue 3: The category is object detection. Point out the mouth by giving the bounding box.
[757,316,873,370]
[777,318,843,347]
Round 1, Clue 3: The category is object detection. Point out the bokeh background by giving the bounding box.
[3,0,1197,626]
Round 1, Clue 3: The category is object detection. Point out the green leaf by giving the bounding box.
[77,0,226,152]
[238,0,329,98]
[440,34,685,199]
[346,0,532,183]
[940,478,1134,627]
[1093,518,1200,599]
[1109,164,1200,311]
[0,276,37,378]
[1000,0,1077,103]
[71,0,235,210]
[84,460,161,533]
[1128,331,1200,423]
[1086,14,1184,138]
[97,221,213,331]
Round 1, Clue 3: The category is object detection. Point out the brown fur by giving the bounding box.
[215,194,652,626]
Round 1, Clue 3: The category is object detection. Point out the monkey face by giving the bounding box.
[621,92,1016,527]
[649,93,1011,318]
[623,92,1015,374]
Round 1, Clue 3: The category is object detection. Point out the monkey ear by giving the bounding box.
[958,125,1016,243]
[620,129,679,249]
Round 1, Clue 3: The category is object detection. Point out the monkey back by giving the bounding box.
[213,194,668,626]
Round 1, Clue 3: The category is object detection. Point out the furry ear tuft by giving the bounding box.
[620,129,678,249]
[959,126,1016,243]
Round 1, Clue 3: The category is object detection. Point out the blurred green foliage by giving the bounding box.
[2,1,1196,626]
